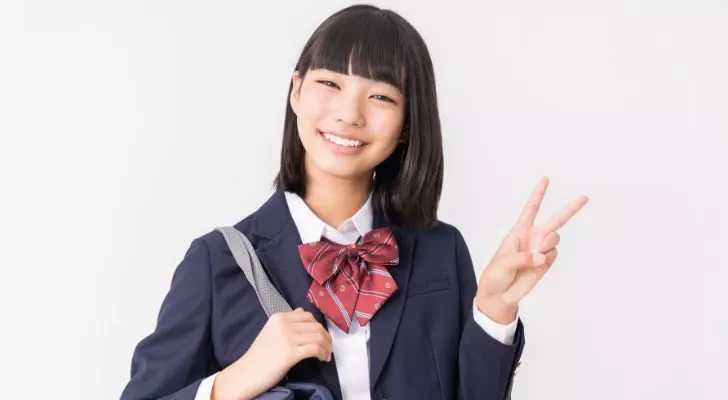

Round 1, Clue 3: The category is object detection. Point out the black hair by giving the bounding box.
[274,4,443,229]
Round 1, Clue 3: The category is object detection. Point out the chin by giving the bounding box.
[310,158,371,181]
[321,164,372,181]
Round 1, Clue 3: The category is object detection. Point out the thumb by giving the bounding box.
[504,252,546,271]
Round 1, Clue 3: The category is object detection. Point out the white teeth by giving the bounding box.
[321,132,363,147]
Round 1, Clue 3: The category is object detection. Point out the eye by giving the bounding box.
[316,80,339,89]
[372,94,396,104]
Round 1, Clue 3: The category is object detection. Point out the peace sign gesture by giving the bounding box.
[475,176,589,324]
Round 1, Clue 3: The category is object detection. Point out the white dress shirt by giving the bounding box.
[196,191,519,399]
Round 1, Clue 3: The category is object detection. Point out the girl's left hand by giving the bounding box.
[475,176,589,324]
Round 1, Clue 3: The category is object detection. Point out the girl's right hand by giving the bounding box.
[211,307,333,400]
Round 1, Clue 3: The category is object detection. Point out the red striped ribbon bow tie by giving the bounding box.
[298,227,400,333]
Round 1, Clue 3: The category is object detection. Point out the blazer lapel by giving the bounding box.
[256,221,325,323]
[250,190,342,399]
[368,210,416,391]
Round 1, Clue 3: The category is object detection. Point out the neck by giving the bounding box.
[303,168,373,230]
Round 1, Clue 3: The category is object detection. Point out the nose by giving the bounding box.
[330,91,364,127]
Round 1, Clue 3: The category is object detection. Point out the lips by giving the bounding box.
[317,130,368,155]
[318,130,366,147]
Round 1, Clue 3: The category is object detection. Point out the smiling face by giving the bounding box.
[289,66,406,184]
[274,6,445,228]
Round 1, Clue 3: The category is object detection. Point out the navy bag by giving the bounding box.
[216,227,335,400]
[256,383,336,400]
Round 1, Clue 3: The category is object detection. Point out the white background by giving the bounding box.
[1,1,726,398]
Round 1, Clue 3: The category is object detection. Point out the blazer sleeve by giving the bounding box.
[120,237,221,400]
[454,228,525,400]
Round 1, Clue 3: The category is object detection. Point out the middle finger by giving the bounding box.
[542,195,589,232]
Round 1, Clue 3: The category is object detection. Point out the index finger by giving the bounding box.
[542,195,589,232]
[515,176,550,229]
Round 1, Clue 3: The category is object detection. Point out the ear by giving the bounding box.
[289,71,303,116]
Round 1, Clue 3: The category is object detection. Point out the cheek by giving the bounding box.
[368,111,404,146]
[297,90,329,125]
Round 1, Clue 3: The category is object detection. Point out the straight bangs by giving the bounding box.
[298,8,408,94]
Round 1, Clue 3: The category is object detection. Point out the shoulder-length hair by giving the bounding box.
[274,4,443,229]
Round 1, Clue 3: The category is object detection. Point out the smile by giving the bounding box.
[319,131,365,147]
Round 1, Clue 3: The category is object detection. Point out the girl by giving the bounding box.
[121,4,588,400]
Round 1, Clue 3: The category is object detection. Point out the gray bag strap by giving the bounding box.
[215,226,292,317]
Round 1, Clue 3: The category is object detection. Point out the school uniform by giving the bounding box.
[121,189,525,400]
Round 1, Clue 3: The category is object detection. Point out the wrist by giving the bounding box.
[475,294,518,325]
[211,357,255,400]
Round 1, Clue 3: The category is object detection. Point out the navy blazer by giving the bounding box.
[121,190,525,400]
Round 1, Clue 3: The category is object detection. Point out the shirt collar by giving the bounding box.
[284,191,373,243]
